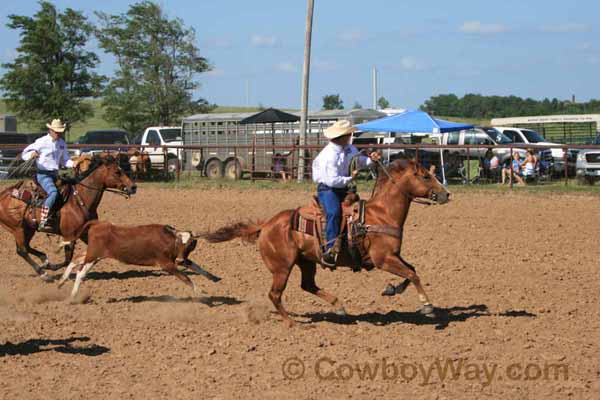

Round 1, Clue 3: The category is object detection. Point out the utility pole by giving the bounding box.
[297,0,314,182]
[372,66,378,110]
[245,80,250,107]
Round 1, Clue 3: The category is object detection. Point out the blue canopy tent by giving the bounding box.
[355,110,474,184]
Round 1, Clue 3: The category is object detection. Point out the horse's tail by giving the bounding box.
[202,221,263,244]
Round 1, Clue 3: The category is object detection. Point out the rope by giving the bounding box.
[7,158,36,179]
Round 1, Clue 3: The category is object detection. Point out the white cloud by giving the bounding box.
[275,62,297,73]
[338,30,365,44]
[459,21,507,35]
[313,59,338,72]
[251,34,278,47]
[398,56,425,71]
[540,23,590,33]
[203,37,234,49]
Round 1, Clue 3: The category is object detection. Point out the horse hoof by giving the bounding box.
[334,307,347,317]
[381,284,396,296]
[39,273,54,283]
[418,304,434,316]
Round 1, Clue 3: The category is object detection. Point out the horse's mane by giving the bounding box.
[372,158,416,195]
[74,154,118,183]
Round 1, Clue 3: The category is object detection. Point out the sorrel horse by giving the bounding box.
[0,155,136,282]
[204,159,450,327]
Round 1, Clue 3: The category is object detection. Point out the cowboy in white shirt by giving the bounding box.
[312,120,380,267]
[22,119,75,229]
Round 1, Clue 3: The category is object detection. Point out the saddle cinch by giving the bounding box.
[290,192,374,271]
[9,177,74,232]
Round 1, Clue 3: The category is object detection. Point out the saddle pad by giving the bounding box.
[291,210,318,237]
[11,188,34,204]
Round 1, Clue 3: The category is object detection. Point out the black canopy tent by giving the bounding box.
[239,108,300,125]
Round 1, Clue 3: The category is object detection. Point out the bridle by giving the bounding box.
[372,159,442,206]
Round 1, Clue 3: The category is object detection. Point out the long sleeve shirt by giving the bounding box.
[22,134,74,171]
[312,142,372,188]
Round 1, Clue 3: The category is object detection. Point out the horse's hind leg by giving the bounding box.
[15,228,52,282]
[297,257,346,316]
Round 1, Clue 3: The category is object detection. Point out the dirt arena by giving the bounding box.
[1,185,599,399]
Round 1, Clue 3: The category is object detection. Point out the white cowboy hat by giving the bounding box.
[46,118,66,133]
[324,119,357,139]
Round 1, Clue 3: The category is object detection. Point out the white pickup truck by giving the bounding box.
[138,126,183,173]
[493,126,576,176]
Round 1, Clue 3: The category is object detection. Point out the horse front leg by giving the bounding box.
[375,254,435,316]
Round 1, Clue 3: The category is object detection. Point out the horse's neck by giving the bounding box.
[366,180,411,227]
[71,174,104,214]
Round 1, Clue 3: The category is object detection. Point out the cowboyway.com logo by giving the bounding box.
[281,357,568,386]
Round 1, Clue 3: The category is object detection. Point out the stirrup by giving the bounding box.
[320,250,337,270]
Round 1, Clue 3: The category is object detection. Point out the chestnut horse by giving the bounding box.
[0,156,137,282]
[204,159,451,327]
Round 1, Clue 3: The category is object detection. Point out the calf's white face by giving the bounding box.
[178,231,192,244]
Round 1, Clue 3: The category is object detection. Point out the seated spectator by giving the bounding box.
[481,149,501,181]
[272,153,290,182]
[522,148,538,178]
[501,151,525,186]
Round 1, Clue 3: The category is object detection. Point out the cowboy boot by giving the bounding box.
[38,206,50,230]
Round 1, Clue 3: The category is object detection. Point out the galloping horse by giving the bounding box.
[204,159,450,327]
[0,155,136,281]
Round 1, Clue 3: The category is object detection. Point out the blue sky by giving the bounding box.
[1,0,599,110]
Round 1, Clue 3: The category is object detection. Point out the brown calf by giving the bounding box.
[58,221,218,300]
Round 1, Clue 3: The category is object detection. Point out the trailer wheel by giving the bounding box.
[224,159,242,180]
[205,159,223,179]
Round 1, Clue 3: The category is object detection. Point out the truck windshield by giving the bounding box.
[160,128,182,142]
[482,128,512,144]
[521,129,546,143]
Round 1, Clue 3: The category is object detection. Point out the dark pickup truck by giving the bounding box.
[70,129,130,157]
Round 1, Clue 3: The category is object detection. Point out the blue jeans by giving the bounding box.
[37,172,58,209]
[317,185,348,251]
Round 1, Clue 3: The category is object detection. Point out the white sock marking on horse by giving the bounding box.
[71,260,97,300]
[58,261,78,287]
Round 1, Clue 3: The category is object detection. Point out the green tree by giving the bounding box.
[352,101,363,109]
[377,96,390,109]
[322,94,344,110]
[0,1,105,129]
[96,1,214,136]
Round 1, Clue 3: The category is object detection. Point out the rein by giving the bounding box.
[372,159,436,206]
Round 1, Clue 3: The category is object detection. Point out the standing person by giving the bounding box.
[312,120,380,267]
[21,119,76,229]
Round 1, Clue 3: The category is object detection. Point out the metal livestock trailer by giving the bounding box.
[181,109,385,179]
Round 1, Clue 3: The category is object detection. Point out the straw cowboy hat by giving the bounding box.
[324,119,357,139]
[46,118,66,133]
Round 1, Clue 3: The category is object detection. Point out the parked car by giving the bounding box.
[71,129,130,157]
[493,126,576,176]
[0,132,45,172]
[576,134,600,184]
